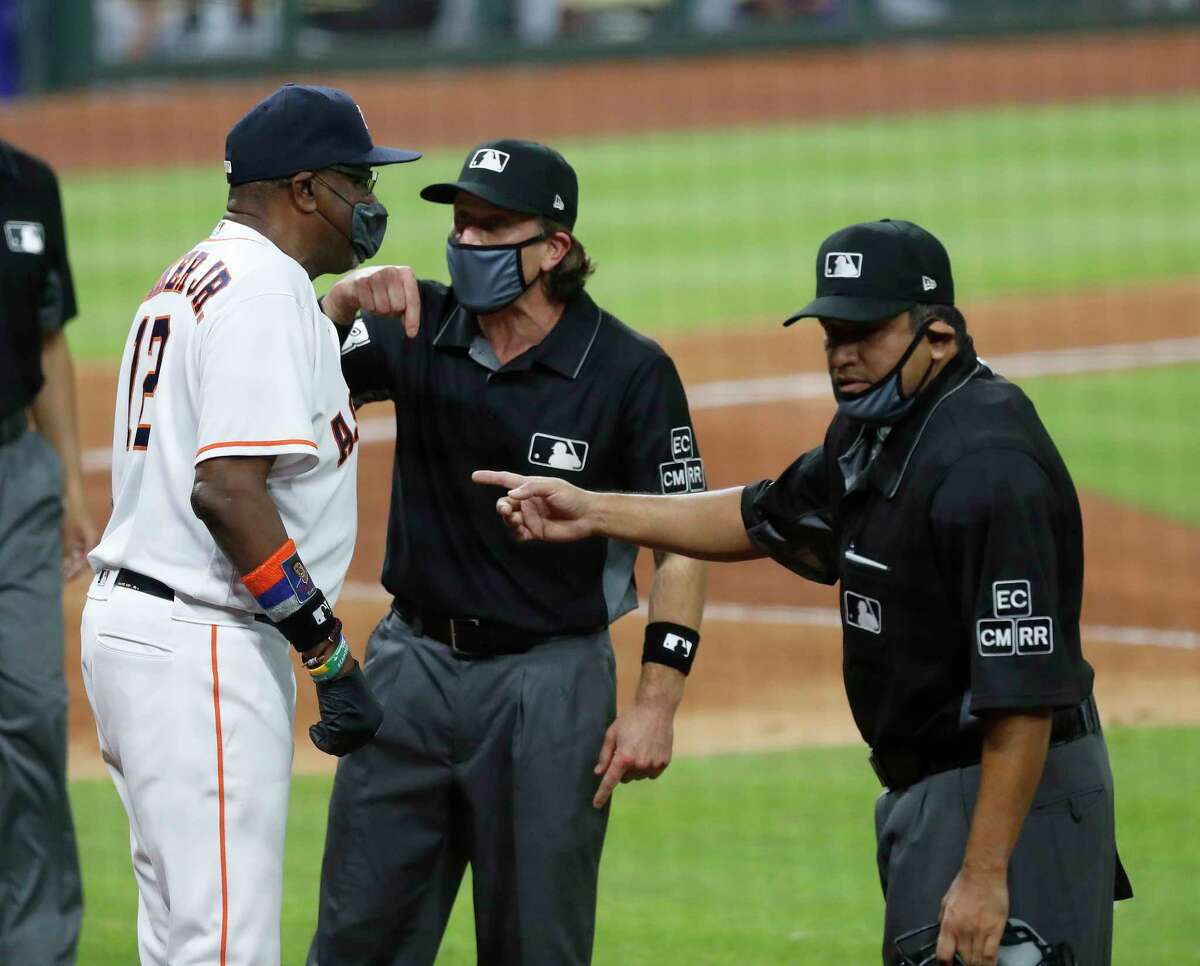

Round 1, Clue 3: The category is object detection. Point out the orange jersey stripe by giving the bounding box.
[196,438,317,457]
[241,538,299,597]
[210,626,229,966]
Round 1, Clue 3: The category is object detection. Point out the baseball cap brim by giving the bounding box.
[783,294,916,326]
[344,145,423,167]
[419,180,541,215]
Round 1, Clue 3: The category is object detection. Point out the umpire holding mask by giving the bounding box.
[308,139,708,965]
[472,220,1133,966]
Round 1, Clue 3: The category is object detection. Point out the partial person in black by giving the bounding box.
[475,219,1132,966]
[0,138,94,964]
[308,139,708,965]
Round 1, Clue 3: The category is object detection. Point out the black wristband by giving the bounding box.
[273,590,337,654]
[642,622,700,676]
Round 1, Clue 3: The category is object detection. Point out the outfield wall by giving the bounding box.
[18,0,1200,95]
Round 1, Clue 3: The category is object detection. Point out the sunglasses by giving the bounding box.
[324,164,378,194]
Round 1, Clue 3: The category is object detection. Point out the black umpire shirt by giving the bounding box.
[0,140,77,417]
[338,283,704,636]
[741,338,1094,757]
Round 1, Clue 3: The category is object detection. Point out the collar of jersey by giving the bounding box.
[861,338,982,499]
[207,218,276,248]
[434,290,604,380]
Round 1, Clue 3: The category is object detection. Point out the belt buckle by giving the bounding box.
[449,618,482,656]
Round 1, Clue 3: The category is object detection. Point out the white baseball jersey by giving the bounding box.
[89,218,360,612]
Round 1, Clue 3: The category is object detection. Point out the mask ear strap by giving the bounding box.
[896,319,936,401]
[515,231,550,290]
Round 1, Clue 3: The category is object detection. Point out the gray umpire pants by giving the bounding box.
[309,609,616,966]
[0,426,82,965]
[875,731,1122,965]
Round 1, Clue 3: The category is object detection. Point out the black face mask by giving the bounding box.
[832,321,935,426]
[314,175,388,263]
[445,232,547,315]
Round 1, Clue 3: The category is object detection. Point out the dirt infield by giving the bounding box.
[18,27,1198,774]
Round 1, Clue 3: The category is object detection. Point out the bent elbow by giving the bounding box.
[190,476,227,526]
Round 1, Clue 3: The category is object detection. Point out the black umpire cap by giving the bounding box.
[225,83,421,186]
[420,139,579,230]
[785,219,954,325]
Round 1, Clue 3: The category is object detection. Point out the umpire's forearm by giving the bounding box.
[961,712,1052,875]
[647,551,707,628]
[30,329,86,502]
[635,552,708,711]
[592,487,762,562]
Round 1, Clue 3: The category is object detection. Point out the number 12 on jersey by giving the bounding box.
[126,314,171,451]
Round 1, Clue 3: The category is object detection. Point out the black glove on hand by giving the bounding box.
[309,662,384,757]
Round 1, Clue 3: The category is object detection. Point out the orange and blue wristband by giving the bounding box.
[242,539,337,654]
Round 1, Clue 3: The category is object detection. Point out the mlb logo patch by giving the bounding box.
[977,618,1015,657]
[662,633,693,658]
[993,580,1031,618]
[470,149,510,173]
[844,591,882,634]
[529,433,588,471]
[825,252,862,278]
[4,221,45,255]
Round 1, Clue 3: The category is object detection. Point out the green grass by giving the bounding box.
[72,726,1200,963]
[62,92,1200,360]
[1018,364,1200,525]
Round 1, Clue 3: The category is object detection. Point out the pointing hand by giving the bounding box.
[471,470,596,543]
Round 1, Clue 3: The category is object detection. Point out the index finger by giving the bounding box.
[593,758,626,808]
[935,925,958,966]
[472,470,527,491]
[401,268,421,338]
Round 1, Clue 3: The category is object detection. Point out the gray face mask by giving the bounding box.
[348,201,388,262]
[833,323,934,426]
[446,233,546,315]
[315,175,388,263]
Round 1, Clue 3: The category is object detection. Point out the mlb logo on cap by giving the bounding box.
[4,221,45,255]
[785,219,955,326]
[825,252,862,278]
[420,138,580,230]
[470,149,510,173]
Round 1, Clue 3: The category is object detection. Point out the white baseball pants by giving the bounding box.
[81,578,296,965]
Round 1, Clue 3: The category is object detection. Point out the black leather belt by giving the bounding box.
[870,695,1101,791]
[0,410,26,447]
[391,601,558,659]
[115,568,272,625]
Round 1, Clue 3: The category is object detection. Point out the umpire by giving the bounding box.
[475,220,1133,966]
[0,139,93,963]
[309,139,708,964]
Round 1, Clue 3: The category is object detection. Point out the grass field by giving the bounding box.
[70,726,1198,964]
[1019,364,1200,525]
[61,93,1200,360]
[58,88,1199,963]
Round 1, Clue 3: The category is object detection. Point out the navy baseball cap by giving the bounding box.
[784,219,954,326]
[224,84,421,186]
[420,139,579,230]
